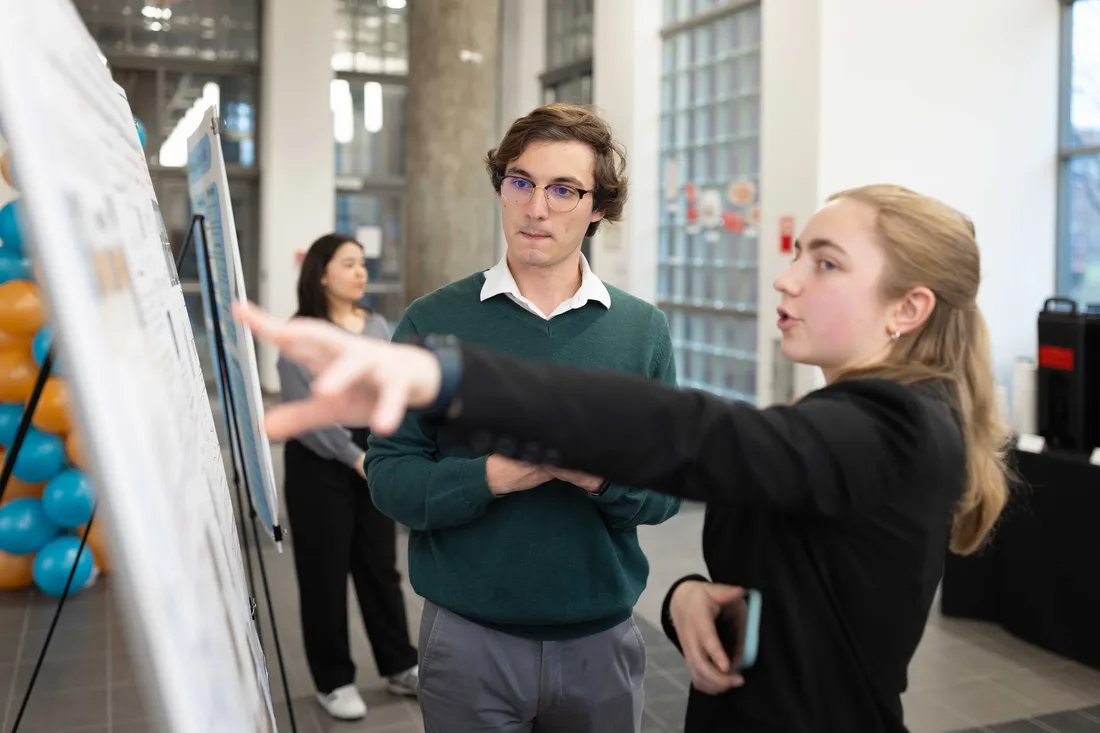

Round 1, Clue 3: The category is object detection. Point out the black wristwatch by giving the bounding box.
[590,478,612,496]
[415,334,464,418]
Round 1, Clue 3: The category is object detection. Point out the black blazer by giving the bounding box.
[427,343,967,733]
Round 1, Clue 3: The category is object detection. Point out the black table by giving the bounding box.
[941,447,1100,670]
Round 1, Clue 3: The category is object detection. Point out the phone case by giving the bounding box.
[738,589,762,670]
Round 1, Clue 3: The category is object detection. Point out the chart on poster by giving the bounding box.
[0,1,277,731]
[186,108,282,546]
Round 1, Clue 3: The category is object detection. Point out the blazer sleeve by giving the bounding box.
[434,343,944,517]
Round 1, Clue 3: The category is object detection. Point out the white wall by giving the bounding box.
[591,0,663,299]
[497,1,545,138]
[814,0,1060,393]
[757,0,825,404]
[737,0,1057,403]
[496,0,547,261]
[258,0,336,391]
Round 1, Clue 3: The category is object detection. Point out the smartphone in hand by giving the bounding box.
[717,589,762,670]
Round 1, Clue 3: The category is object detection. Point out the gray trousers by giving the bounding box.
[417,601,646,733]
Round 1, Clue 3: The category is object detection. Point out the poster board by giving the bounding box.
[0,1,277,730]
[185,107,282,545]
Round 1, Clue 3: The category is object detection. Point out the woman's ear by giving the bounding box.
[891,286,936,336]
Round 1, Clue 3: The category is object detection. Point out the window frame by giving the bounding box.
[1056,0,1100,305]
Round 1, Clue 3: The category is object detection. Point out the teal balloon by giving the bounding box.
[134,116,147,148]
[0,402,24,445]
[13,428,65,483]
[33,536,94,597]
[42,469,95,529]
[0,499,59,556]
[0,253,31,284]
[0,199,25,256]
[32,325,51,366]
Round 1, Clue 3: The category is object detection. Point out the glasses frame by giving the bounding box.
[497,174,598,213]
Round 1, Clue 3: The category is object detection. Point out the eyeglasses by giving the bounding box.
[499,176,596,213]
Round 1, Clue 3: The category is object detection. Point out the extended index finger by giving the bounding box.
[235,301,355,366]
[233,301,287,345]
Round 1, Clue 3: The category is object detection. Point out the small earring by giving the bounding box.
[890,330,901,341]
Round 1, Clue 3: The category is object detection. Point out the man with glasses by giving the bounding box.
[367,103,681,733]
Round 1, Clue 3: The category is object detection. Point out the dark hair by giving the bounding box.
[485,103,628,238]
[295,233,363,321]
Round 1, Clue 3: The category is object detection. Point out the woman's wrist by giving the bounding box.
[409,335,462,415]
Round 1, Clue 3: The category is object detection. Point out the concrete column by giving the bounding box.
[257,0,335,391]
[405,0,500,301]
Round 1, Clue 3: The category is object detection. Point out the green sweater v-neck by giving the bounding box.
[366,272,681,640]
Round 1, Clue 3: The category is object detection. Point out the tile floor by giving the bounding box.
[1,419,1099,731]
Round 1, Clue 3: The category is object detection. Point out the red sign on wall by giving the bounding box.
[779,216,795,254]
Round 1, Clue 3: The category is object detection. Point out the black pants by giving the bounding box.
[284,440,418,694]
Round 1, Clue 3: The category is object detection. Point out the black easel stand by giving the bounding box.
[177,216,262,621]
[0,350,99,733]
[180,214,297,732]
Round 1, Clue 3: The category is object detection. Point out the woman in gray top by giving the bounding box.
[276,234,418,722]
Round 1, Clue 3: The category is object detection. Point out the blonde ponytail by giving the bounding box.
[947,308,1010,554]
[827,184,1011,554]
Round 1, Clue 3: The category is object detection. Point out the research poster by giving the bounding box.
[0,1,277,730]
[186,107,282,546]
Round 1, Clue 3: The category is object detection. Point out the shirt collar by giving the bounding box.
[480,254,611,311]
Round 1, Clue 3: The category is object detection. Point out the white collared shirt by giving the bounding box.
[480,254,611,320]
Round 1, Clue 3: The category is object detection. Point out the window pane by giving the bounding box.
[546,0,593,70]
[334,0,408,74]
[333,81,406,178]
[336,192,404,286]
[74,0,259,62]
[155,73,258,168]
[659,2,761,403]
[1059,155,1100,307]
[1069,0,1100,147]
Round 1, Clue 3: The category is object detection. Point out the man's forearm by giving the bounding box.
[366,451,497,531]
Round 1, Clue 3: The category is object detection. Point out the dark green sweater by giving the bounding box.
[366,272,682,640]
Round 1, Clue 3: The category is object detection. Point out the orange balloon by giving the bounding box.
[0,549,34,590]
[0,344,36,402]
[66,429,87,470]
[0,478,44,501]
[78,520,111,574]
[0,327,28,351]
[31,377,70,435]
[0,282,44,338]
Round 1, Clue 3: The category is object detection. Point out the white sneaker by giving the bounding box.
[387,665,419,697]
[315,684,367,720]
